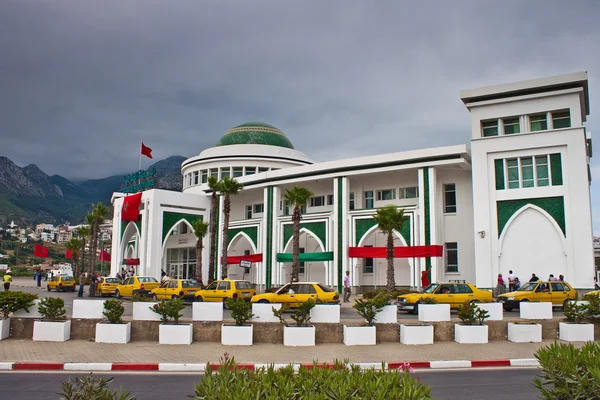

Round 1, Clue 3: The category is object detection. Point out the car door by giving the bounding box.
[216,281,230,302]
[455,284,474,305]
[124,278,135,297]
[203,281,218,301]
[550,282,568,305]
[435,284,453,305]
[274,284,296,304]
[298,284,318,303]
[533,282,552,303]
[154,281,169,300]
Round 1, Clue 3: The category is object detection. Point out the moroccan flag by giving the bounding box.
[99,250,111,262]
[65,249,73,259]
[34,244,49,258]
[121,192,142,221]
[141,142,153,159]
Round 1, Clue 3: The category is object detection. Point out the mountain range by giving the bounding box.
[0,155,186,225]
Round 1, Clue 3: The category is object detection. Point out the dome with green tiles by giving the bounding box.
[216,122,295,149]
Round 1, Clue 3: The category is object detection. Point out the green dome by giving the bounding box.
[216,122,295,149]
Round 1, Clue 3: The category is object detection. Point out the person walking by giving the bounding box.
[495,273,506,297]
[3,272,12,291]
[507,270,516,291]
[343,271,351,303]
[36,270,43,287]
[421,267,431,290]
[88,273,97,297]
[77,272,86,298]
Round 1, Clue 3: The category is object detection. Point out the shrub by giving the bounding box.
[583,294,600,321]
[0,290,38,319]
[456,301,489,325]
[563,300,590,324]
[149,297,185,324]
[273,299,316,327]
[103,300,125,324]
[420,296,438,304]
[59,374,135,400]
[38,297,66,321]
[193,355,432,400]
[226,298,254,326]
[534,341,600,400]
[131,293,154,302]
[353,293,388,326]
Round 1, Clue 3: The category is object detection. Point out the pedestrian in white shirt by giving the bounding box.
[508,270,516,291]
[343,271,351,303]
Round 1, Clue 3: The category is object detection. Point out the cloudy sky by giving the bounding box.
[1,0,599,231]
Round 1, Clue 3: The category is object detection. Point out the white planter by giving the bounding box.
[12,299,42,318]
[252,303,281,323]
[33,320,71,342]
[454,324,488,344]
[0,319,9,340]
[283,325,316,346]
[475,303,503,321]
[343,325,376,346]
[559,322,595,342]
[374,305,397,324]
[72,300,105,319]
[507,322,542,343]
[95,322,131,344]
[192,302,224,321]
[418,304,451,322]
[159,323,193,345]
[221,324,253,345]
[400,324,434,345]
[520,302,553,320]
[310,305,340,323]
[133,302,161,321]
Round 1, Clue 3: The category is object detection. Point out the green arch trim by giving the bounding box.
[228,226,258,249]
[121,220,142,240]
[354,216,411,246]
[162,211,203,242]
[277,252,334,262]
[497,196,565,238]
[283,221,327,249]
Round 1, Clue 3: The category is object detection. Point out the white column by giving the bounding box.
[110,199,122,277]
[429,168,439,282]
[217,195,224,279]
[340,177,349,287]
[271,186,281,286]
[417,169,426,288]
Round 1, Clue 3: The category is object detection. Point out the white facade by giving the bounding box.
[110,73,596,290]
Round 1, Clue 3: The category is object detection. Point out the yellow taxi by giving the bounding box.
[151,279,202,301]
[583,289,600,299]
[396,282,493,314]
[497,281,576,311]
[47,275,76,292]
[95,277,122,297]
[250,282,339,307]
[194,279,255,304]
[115,276,160,298]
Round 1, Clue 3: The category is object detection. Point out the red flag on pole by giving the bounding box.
[65,249,73,259]
[121,192,142,221]
[141,142,153,159]
[34,244,49,258]
[99,250,111,262]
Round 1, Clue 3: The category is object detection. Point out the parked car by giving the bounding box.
[47,275,76,292]
[396,282,493,313]
[194,279,255,304]
[497,281,576,311]
[250,282,339,306]
[583,289,600,299]
[151,279,202,301]
[95,277,122,297]
[115,276,160,298]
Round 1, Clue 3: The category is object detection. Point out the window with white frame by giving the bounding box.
[506,155,550,189]
[399,187,418,199]
[193,171,199,185]
[253,203,264,214]
[503,117,520,134]
[481,120,498,137]
[444,184,456,213]
[221,167,230,179]
[327,194,334,205]
[232,167,243,178]
[364,245,373,273]
[445,242,458,273]
[246,205,252,219]
[552,110,570,129]
[310,196,325,207]
[376,189,396,201]
[364,191,374,209]
[530,113,547,132]
[245,167,256,175]
[349,192,355,210]
[201,170,208,183]
[209,168,218,178]
[258,167,269,173]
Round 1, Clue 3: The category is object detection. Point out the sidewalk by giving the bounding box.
[0,339,550,371]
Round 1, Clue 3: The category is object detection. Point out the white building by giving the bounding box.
[110,72,595,290]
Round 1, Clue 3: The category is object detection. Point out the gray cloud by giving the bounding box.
[1,0,599,231]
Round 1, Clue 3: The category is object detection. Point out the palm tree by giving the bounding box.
[88,203,110,275]
[192,218,209,286]
[373,205,409,294]
[283,186,314,283]
[77,224,91,276]
[219,177,243,279]
[65,238,82,278]
[207,176,220,284]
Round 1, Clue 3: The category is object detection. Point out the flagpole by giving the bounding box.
[139,140,142,172]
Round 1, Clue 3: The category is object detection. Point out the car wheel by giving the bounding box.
[223,299,231,309]
[562,299,571,310]
[115,290,121,299]
[412,301,420,315]
[195,296,204,302]
[152,294,158,301]
[257,299,270,304]
[503,306,513,312]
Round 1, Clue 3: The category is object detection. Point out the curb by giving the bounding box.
[0,359,540,372]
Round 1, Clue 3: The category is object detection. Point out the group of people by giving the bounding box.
[496,271,568,296]
[115,267,135,280]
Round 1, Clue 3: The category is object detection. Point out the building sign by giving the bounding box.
[123,167,156,193]
[240,260,251,268]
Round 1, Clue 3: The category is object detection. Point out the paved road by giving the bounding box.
[0,368,541,400]
[11,280,566,321]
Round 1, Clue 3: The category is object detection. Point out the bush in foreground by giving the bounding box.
[59,374,135,400]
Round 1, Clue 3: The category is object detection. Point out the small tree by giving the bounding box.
[103,300,125,324]
[38,297,67,321]
[352,293,388,326]
[150,298,185,324]
[563,300,590,324]
[59,374,135,400]
[373,205,408,294]
[457,301,489,325]
[226,298,254,326]
[0,291,38,319]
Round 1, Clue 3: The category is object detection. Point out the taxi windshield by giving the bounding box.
[517,282,536,291]
[105,278,120,284]
[423,284,439,293]
[62,276,74,281]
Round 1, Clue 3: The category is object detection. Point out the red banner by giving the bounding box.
[65,249,73,259]
[124,258,140,265]
[226,253,263,264]
[121,193,142,221]
[348,245,443,259]
[33,244,49,258]
[99,250,111,262]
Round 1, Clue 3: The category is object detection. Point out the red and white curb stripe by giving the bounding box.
[0,359,539,372]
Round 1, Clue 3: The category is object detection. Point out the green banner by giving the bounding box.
[277,252,334,262]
